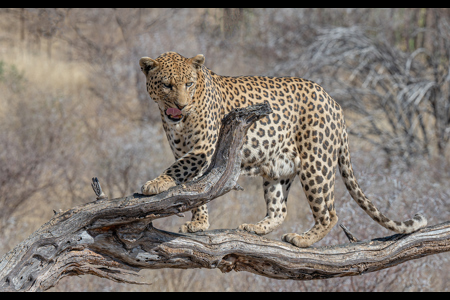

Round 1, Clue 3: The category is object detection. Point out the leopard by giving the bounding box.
[138,51,427,248]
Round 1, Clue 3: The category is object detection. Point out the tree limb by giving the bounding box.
[0,102,449,291]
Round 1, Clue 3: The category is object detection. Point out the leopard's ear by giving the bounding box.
[139,57,159,75]
[189,54,205,70]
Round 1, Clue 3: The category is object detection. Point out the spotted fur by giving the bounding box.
[139,52,427,247]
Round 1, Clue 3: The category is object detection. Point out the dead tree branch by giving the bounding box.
[0,103,449,291]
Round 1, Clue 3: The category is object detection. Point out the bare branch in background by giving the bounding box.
[300,21,450,166]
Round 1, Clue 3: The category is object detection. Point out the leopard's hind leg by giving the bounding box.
[282,137,339,247]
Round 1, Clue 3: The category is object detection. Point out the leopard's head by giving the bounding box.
[139,52,205,124]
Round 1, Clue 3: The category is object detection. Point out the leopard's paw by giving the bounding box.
[179,220,210,233]
[141,175,176,195]
[281,233,314,248]
[238,223,270,235]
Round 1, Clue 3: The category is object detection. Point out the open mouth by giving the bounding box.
[165,107,184,122]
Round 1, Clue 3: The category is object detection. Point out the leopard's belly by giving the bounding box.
[239,117,298,179]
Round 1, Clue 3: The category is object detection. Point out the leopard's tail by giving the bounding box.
[338,122,427,234]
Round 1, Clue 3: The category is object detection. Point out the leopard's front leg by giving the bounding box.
[238,176,293,235]
[141,150,211,233]
[179,204,209,233]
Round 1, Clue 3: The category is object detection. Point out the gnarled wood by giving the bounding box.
[0,103,449,291]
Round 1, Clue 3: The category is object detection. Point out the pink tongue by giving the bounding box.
[166,107,182,117]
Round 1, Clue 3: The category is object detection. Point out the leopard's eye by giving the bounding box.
[186,82,193,87]
[162,83,172,89]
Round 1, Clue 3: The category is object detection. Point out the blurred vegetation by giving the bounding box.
[0,8,449,291]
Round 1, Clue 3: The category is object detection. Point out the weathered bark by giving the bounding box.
[0,102,449,291]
